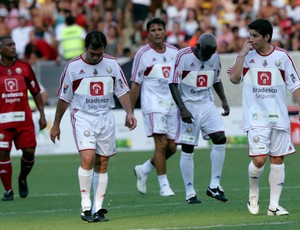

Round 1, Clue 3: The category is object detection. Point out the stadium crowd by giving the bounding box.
[1,0,300,62]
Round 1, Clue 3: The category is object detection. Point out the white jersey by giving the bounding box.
[131,43,178,114]
[168,47,221,103]
[58,54,129,114]
[240,47,300,131]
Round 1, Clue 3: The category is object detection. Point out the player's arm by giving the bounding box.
[213,81,230,116]
[33,92,47,130]
[118,92,137,130]
[50,99,69,143]
[229,40,252,84]
[169,83,193,124]
[130,81,140,112]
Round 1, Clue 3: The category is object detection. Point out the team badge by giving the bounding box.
[253,135,260,143]
[16,67,22,74]
[210,62,213,67]
[0,133,4,140]
[84,130,91,137]
[186,127,192,133]
[93,68,98,76]
[275,60,281,67]
[7,69,12,75]
[262,60,267,67]
[106,67,112,74]
[163,56,166,62]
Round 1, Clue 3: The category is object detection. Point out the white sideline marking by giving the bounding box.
[132,221,295,230]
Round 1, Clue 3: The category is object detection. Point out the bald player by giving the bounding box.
[168,33,230,204]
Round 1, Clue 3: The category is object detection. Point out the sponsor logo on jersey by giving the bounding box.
[257,71,271,86]
[90,82,103,96]
[197,75,208,87]
[4,79,18,91]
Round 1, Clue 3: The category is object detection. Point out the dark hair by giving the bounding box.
[65,15,75,26]
[248,19,273,43]
[146,17,166,32]
[85,31,107,49]
[0,35,12,48]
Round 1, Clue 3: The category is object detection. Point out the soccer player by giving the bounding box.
[130,17,178,196]
[229,19,300,216]
[0,35,47,201]
[168,33,230,204]
[50,31,137,223]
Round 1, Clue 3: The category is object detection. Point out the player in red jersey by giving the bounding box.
[0,35,47,201]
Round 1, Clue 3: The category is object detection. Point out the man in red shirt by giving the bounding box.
[0,35,46,201]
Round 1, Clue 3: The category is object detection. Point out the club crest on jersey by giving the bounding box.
[7,69,12,75]
[162,66,171,78]
[106,67,112,74]
[93,68,98,76]
[210,62,213,67]
[15,67,22,74]
[275,60,281,67]
[197,75,208,87]
[262,60,268,67]
[257,71,271,85]
[90,82,103,95]
[163,56,166,62]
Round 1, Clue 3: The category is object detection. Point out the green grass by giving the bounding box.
[0,146,300,230]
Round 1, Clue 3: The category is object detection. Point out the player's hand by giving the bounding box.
[125,114,137,131]
[50,126,60,143]
[221,99,230,116]
[241,40,253,56]
[39,116,47,130]
[181,109,194,124]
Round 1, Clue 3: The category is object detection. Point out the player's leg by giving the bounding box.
[0,149,14,201]
[207,131,228,202]
[180,144,200,204]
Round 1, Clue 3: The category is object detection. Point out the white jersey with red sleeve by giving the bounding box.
[0,60,40,128]
[168,47,221,103]
[241,47,300,131]
[58,54,129,114]
[131,43,178,114]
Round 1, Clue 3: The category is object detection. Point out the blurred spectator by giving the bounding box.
[188,27,203,46]
[197,2,218,35]
[231,26,246,53]
[270,12,284,48]
[286,0,300,23]
[11,13,33,59]
[6,1,19,30]
[219,0,237,23]
[24,30,58,64]
[257,0,278,19]
[0,7,10,36]
[216,22,234,53]
[105,25,124,57]
[166,0,188,30]
[166,20,187,48]
[58,15,86,60]
[292,21,300,50]
[182,8,199,40]
[278,7,293,50]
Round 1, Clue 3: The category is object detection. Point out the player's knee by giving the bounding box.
[210,132,226,145]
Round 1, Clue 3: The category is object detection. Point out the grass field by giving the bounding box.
[0,146,300,230]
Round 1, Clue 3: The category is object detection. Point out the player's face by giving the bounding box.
[85,47,105,64]
[0,38,17,59]
[249,29,268,51]
[148,23,166,46]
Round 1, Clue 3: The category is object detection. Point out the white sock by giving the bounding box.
[158,174,170,189]
[209,144,226,188]
[248,160,265,197]
[92,172,108,214]
[180,151,196,199]
[78,167,93,211]
[141,159,155,175]
[269,163,285,209]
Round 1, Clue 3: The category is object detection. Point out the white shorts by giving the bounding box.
[247,128,295,157]
[71,110,116,156]
[175,101,224,146]
[143,112,177,139]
